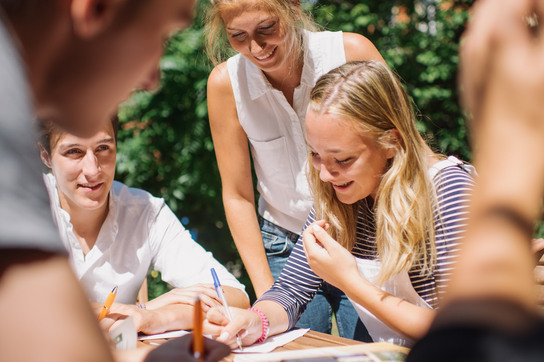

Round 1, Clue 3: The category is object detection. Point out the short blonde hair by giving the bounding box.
[204,0,319,66]
[308,61,438,285]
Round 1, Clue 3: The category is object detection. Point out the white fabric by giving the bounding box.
[227,30,346,233]
[428,155,476,180]
[349,258,431,347]
[349,159,474,347]
[43,173,246,304]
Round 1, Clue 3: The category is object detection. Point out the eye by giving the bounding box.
[231,32,247,41]
[336,157,353,165]
[64,148,82,156]
[96,145,110,152]
[259,22,276,33]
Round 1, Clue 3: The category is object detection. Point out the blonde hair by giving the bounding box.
[308,61,437,285]
[204,0,319,66]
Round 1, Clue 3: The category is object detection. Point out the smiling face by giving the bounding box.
[305,109,392,204]
[45,122,117,214]
[222,6,291,74]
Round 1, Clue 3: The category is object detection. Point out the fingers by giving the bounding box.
[199,294,222,312]
[461,0,544,121]
[205,306,230,327]
[310,223,337,248]
[210,308,260,348]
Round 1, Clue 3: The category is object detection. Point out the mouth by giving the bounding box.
[254,46,277,61]
[332,181,354,190]
[77,182,104,191]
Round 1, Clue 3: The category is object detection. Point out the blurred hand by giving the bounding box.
[144,334,230,362]
[302,221,360,291]
[99,302,146,333]
[460,0,544,136]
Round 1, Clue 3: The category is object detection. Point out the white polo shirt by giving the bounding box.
[43,173,246,304]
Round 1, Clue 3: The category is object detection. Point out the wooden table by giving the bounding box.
[139,329,391,362]
[270,329,362,351]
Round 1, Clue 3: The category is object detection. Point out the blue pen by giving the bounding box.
[211,268,243,351]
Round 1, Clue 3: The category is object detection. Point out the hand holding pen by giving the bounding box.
[98,286,118,321]
[210,268,244,351]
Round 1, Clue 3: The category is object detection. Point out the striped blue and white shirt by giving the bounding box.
[258,163,475,330]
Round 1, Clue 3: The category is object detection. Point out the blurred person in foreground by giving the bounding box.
[407,0,544,360]
[0,1,232,361]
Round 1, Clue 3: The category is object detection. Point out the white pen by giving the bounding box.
[211,267,243,351]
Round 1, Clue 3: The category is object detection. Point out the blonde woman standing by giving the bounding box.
[206,61,475,348]
[205,0,383,339]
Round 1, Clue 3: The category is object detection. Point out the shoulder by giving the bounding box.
[342,32,384,63]
[432,163,475,214]
[434,163,476,190]
[111,181,164,211]
[207,61,232,92]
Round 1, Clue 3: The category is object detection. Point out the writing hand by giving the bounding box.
[205,306,261,349]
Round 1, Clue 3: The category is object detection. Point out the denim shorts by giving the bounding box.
[258,215,300,278]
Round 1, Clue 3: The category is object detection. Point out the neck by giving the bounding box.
[59,194,109,255]
[263,54,303,106]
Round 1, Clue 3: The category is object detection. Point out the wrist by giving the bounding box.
[474,205,535,241]
[248,307,269,343]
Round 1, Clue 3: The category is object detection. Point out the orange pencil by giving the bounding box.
[193,296,204,361]
[98,286,118,321]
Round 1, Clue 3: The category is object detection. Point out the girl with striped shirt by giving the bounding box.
[209,60,474,348]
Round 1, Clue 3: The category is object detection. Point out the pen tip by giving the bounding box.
[112,286,118,293]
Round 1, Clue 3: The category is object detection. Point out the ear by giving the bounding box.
[71,0,126,38]
[39,144,53,169]
[384,128,401,159]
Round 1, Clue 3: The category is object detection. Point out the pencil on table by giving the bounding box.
[193,296,204,361]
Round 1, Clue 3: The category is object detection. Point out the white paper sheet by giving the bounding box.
[109,316,138,350]
[233,328,309,354]
[233,342,409,362]
[138,329,190,341]
[137,327,309,354]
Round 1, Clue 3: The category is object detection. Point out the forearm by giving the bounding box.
[224,196,274,297]
[0,252,114,362]
[223,286,250,308]
[472,115,544,222]
[342,273,435,340]
[252,299,290,337]
[139,304,195,334]
[449,112,544,309]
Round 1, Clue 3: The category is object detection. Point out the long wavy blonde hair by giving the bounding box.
[204,0,319,67]
[308,61,438,285]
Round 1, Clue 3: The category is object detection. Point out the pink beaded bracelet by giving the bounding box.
[248,307,270,343]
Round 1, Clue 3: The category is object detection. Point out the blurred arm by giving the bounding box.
[0,250,114,362]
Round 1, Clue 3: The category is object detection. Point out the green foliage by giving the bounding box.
[312,0,474,160]
[116,3,249,299]
[116,1,475,302]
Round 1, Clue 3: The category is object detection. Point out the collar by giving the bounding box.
[43,173,119,251]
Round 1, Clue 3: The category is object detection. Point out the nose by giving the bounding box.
[82,150,101,177]
[318,163,336,183]
[140,67,161,92]
[249,38,265,55]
